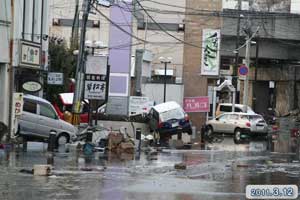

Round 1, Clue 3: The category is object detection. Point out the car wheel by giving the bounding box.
[57,133,70,146]
[234,128,242,144]
[207,126,214,136]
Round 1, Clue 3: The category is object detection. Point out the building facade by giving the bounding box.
[0,0,12,127]
[183,0,300,130]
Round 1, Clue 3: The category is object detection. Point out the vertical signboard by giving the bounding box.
[201,29,221,76]
[107,1,132,116]
[84,55,108,100]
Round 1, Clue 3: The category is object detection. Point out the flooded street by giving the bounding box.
[1,138,300,200]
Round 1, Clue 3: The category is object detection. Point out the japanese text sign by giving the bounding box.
[183,96,210,113]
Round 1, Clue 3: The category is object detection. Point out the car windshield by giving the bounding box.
[160,108,185,121]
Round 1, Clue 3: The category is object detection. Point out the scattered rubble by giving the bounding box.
[174,163,187,170]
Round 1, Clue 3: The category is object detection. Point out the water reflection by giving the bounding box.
[0,142,300,200]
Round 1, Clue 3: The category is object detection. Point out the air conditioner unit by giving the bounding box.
[175,77,183,84]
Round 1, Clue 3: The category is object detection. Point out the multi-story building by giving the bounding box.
[0,0,12,127]
[49,0,186,108]
[0,0,50,136]
[183,0,300,130]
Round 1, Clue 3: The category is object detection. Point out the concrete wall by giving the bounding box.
[0,0,11,126]
[49,0,110,55]
[222,15,300,41]
[141,83,184,105]
[0,0,11,63]
[183,0,222,130]
[131,0,185,79]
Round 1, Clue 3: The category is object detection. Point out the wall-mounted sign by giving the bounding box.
[22,81,42,92]
[183,96,210,113]
[20,40,41,68]
[13,93,24,116]
[48,72,64,85]
[201,29,221,76]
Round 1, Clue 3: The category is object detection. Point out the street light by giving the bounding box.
[159,57,172,103]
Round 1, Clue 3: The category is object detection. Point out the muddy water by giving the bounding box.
[0,141,300,200]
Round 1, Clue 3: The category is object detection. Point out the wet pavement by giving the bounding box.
[1,138,300,200]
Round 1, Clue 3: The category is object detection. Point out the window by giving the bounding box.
[229,114,239,120]
[218,114,228,121]
[220,105,232,112]
[40,104,57,119]
[23,100,37,114]
[160,108,185,121]
[235,107,243,112]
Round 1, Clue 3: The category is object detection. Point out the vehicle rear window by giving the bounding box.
[160,108,185,121]
[249,115,264,121]
[23,100,37,114]
[220,105,232,112]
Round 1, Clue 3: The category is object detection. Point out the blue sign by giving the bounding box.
[239,65,248,76]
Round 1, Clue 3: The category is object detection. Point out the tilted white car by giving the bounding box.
[206,112,268,143]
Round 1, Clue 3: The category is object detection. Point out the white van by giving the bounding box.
[18,95,78,145]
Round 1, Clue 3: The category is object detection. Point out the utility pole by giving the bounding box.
[243,34,251,113]
[71,0,80,50]
[134,49,144,96]
[233,0,242,102]
[72,0,92,125]
[8,0,15,142]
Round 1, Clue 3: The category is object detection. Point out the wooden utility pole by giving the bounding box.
[71,0,91,125]
[71,0,80,50]
[8,0,15,142]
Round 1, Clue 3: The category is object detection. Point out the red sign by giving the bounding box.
[183,97,210,113]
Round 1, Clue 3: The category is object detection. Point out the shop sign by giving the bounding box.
[183,96,210,113]
[22,81,42,92]
[20,40,41,68]
[13,93,24,116]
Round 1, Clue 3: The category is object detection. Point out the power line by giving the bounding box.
[135,0,203,49]
[91,3,149,44]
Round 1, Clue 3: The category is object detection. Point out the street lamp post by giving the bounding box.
[159,57,172,103]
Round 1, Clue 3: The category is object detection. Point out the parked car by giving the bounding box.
[148,101,192,136]
[206,112,268,144]
[18,95,78,145]
[216,103,256,117]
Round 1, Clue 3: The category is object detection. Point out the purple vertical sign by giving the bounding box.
[107,1,132,115]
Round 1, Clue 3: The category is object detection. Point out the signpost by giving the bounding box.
[84,55,110,126]
[239,65,249,76]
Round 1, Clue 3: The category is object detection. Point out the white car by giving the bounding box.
[216,103,256,117]
[206,112,268,143]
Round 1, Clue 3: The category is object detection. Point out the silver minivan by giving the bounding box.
[18,95,78,144]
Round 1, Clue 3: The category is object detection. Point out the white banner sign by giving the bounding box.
[84,80,106,100]
[47,72,64,85]
[129,96,154,116]
[201,29,221,76]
